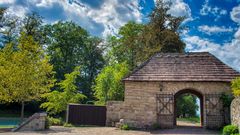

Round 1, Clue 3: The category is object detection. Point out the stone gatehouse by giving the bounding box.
[106,52,240,129]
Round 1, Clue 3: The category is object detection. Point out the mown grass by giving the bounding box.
[0,125,15,129]
[177,117,200,123]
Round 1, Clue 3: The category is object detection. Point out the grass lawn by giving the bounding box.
[0,125,15,129]
[177,117,200,123]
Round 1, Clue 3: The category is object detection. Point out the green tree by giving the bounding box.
[45,21,104,100]
[21,12,47,45]
[140,1,185,57]
[0,7,6,21]
[176,94,199,118]
[0,11,19,47]
[41,66,86,115]
[105,1,185,70]
[94,62,129,105]
[0,12,45,48]
[0,33,54,120]
[232,77,240,97]
[108,22,144,70]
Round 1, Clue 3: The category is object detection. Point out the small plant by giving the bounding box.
[220,93,233,107]
[120,124,130,130]
[47,116,64,126]
[45,117,50,129]
[222,125,239,135]
[151,123,161,130]
[63,123,73,127]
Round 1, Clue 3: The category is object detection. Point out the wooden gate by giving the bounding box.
[66,104,106,126]
[156,94,174,128]
[205,94,224,129]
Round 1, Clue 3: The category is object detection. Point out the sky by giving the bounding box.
[0,0,240,71]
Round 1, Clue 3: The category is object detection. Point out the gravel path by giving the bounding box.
[0,126,220,135]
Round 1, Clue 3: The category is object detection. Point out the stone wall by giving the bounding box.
[106,81,231,129]
[231,97,240,131]
[106,101,124,126]
[13,113,47,132]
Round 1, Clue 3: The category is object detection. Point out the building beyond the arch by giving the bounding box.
[106,52,240,129]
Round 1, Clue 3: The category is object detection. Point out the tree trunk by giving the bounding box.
[21,101,25,122]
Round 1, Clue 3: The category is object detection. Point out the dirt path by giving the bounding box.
[177,120,201,127]
[0,126,220,135]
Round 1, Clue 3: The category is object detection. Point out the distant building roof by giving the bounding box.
[123,52,240,82]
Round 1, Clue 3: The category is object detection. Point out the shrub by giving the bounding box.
[120,124,130,130]
[222,125,239,135]
[151,123,161,130]
[47,117,64,126]
[45,117,50,129]
[63,123,73,127]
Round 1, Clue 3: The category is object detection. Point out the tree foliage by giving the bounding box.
[41,66,86,115]
[94,62,129,105]
[176,94,199,118]
[0,11,45,48]
[44,22,104,100]
[232,77,240,97]
[0,33,54,118]
[106,1,185,70]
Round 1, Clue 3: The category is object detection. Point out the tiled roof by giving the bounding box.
[123,52,240,82]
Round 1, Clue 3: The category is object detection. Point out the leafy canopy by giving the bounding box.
[176,94,199,118]
[0,33,54,103]
[41,66,86,115]
[232,77,240,97]
[44,21,104,100]
[106,1,186,70]
[94,62,129,105]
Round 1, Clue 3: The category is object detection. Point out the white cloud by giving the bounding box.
[62,0,142,36]
[5,5,28,18]
[235,28,240,39]
[198,25,233,35]
[184,30,240,71]
[2,0,143,37]
[155,0,192,23]
[200,0,227,21]
[230,4,240,24]
[0,0,15,5]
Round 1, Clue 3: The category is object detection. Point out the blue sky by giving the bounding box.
[0,0,240,71]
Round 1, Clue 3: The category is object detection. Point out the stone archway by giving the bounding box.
[174,89,204,127]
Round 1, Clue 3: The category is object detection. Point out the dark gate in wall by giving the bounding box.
[66,104,106,126]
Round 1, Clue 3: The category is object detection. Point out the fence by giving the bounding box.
[66,104,106,126]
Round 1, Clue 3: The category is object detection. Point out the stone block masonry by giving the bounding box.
[231,97,240,131]
[12,112,47,132]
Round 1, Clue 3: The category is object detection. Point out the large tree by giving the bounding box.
[0,11,45,48]
[41,66,86,115]
[105,1,185,70]
[44,21,104,100]
[106,22,144,70]
[93,62,129,105]
[0,33,54,120]
[176,94,199,118]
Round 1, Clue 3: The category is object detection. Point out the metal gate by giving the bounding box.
[205,94,224,129]
[156,94,174,128]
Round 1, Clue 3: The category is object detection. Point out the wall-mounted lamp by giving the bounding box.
[159,83,163,91]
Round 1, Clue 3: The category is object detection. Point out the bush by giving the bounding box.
[222,125,239,135]
[120,124,130,130]
[63,123,73,127]
[47,117,64,126]
[45,117,50,129]
[151,123,161,130]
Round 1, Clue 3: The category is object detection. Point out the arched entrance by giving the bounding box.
[174,89,204,127]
